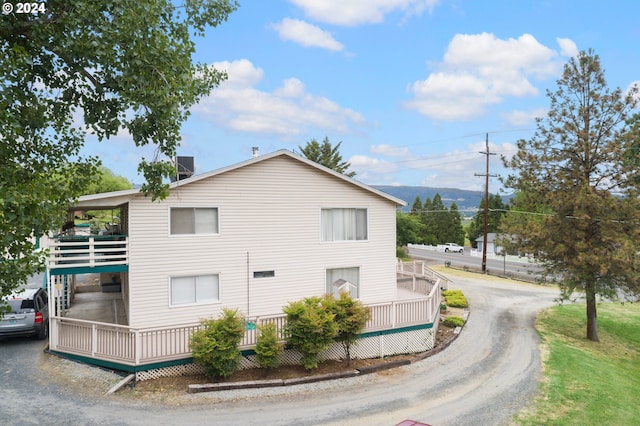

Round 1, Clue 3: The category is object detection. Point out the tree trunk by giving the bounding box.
[585,283,599,342]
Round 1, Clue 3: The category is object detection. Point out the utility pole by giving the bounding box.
[474,133,496,273]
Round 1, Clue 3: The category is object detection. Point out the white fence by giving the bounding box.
[50,261,442,367]
[48,236,129,270]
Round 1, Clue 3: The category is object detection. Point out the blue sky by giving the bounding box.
[81,0,640,193]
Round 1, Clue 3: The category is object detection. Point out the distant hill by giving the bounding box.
[372,185,511,216]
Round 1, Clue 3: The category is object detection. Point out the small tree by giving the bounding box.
[190,308,245,379]
[329,292,371,366]
[283,295,338,370]
[254,323,283,370]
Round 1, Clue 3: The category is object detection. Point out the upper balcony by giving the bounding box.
[47,234,128,275]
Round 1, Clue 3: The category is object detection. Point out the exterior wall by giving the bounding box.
[127,155,399,328]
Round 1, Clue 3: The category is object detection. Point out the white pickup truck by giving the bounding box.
[439,243,464,253]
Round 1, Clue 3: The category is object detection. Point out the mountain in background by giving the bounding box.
[372,185,512,217]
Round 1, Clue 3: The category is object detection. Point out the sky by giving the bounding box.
[80,0,640,194]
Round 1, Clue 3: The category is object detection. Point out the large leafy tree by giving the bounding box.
[298,137,356,177]
[82,166,133,195]
[502,50,640,341]
[0,0,238,300]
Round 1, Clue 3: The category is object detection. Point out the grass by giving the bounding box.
[516,302,640,425]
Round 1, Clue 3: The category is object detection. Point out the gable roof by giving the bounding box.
[73,149,407,209]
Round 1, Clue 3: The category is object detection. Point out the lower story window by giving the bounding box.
[326,267,359,298]
[170,274,219,306]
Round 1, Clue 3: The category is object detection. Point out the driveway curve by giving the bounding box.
[0,274,560,425]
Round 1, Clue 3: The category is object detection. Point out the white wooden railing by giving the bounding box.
[50,261,442,366]
[48,236,129,270]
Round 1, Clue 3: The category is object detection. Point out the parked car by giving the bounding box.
[0,288,49,339]
[443,243,464,253]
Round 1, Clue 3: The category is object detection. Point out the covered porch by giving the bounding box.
[46,260,448,371]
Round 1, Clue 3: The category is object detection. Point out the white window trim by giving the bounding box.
[168,273,221,308]
[319,207,369,243]
[168,206,221,237]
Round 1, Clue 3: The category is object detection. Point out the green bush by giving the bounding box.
[329,292,371,366]
[446,296,468,308]
[442,289,468,308]
[255,322,283,369]
[283,295,338,370]
[443,316,465,328]
[190,308,245,379]
[396,246,409,260]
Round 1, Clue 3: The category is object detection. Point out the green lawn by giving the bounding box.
[516,302,640,425]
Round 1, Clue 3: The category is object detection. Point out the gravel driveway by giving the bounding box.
[0,274,560,425]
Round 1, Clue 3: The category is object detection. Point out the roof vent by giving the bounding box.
[252,147,259,158]
[171,156,194,182]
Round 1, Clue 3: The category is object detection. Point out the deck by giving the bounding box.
[48,261,447,369]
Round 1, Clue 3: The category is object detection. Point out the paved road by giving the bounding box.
[411,249,545,280]
[0,274,560,425]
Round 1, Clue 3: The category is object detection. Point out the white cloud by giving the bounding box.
[371,144,411,157]
[405,33,574,121]
[288,0,440,26]
[192,59,365,137]
[270,18,344,51]
[501,108,547,126]
[556,37,578,58]
[626,81,640,105]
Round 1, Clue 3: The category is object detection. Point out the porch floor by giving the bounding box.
[65,291,128,325]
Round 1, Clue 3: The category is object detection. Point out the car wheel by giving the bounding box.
[36,322,48,340]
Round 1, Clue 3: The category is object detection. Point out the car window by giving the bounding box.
[7,299,35,313]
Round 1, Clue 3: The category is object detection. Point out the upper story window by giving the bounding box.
[321,208,367,242]
[170,207,218,235]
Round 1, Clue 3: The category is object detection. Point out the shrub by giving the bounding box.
[190,308,245,379]
[442,289,468,308]
[446,296,468,308]
[396,246,409,259]
[283,295,338,370]
[255,323,283,369]
[328,292,371,366]
[443,316,465,328]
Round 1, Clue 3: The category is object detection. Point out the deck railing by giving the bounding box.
[47,235,128,270]
[50,261,442,366]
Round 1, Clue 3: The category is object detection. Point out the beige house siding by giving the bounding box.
[125,154,401,328]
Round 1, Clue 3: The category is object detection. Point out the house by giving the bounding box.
[44,149,446,375]
[475,233,499,255]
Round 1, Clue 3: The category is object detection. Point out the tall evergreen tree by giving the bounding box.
[445,202,466,245]
[502,50,640,342]
[467,194,508,248]
[298,137,355,177]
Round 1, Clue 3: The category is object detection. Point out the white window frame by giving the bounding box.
[169,274,220,307]
[320,208,368,242]
[326,267,360,299]
[169,207,219,236]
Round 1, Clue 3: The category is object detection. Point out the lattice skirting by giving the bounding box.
[135,326,436,382]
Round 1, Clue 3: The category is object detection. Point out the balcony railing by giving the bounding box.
[47,235,128,271]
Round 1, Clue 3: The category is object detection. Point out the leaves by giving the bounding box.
[0,0,238,297]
